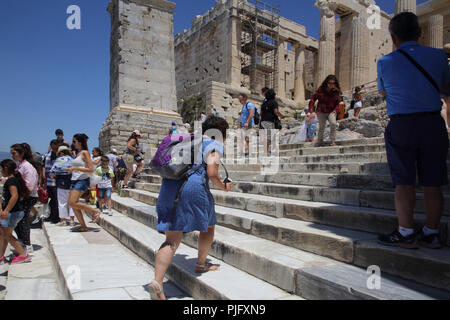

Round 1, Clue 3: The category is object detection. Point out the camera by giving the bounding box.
[223,177,233,184]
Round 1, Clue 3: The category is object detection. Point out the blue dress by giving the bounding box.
[156,138,224,233]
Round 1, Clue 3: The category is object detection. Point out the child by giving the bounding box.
[95,156,115,216]
[306,111,318,143]
[0,159,31,264]
[353,86,366,119]
[50,146,75,226]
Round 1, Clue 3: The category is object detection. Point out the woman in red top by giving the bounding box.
[308,75,342,147]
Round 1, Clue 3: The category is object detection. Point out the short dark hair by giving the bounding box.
[265,89,276,101]
[238,93,248,100]
[261,87,269,94]
[202,115,229,140]
[50,139,59,146]
[101,156,109,163]
[55,129,64,135]
[389,12,421,42]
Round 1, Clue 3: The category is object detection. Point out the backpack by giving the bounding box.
[149,134,204,181]
[245,103,260,125]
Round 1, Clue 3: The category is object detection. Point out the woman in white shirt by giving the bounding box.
[68,134,101,232]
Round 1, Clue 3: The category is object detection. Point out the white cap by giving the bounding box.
[133,130,141,136]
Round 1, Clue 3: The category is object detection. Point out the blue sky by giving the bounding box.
[0,0,428,154]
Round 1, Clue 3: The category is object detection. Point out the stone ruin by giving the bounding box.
[98,0,449,150]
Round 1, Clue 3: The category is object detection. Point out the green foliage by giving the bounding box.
[179,95,205,125]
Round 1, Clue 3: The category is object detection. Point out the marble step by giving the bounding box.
[126,186,450,248]
[278,152,388,164]
[280,137,386,151]
[83,206,300,300]
[135,176,450,215]
[41,215,192,300]
[110,195,450,299]
[279,143,386,157]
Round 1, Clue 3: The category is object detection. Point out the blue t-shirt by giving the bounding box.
[377,41,450,116]
[240,102,255,127]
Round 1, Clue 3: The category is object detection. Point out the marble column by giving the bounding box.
[394,0,416,15]
[351,15,369,89]
[315,1,336,85]
[277,40,286,98]
[228,10,242,87]
[294,44,306,103]
[428,15,444,49]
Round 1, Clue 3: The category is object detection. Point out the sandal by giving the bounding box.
[195,262,220,274]
[72,227,89,233]
[91,211,101,224]
[148,280,165,300]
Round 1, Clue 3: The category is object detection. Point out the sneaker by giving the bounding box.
[417,230,442,249]
[26,245,34,254]
[378,229,419,249]
[11,254,31,264]
[57,221,66,227]
[31,214,43,225]
[0,256,8,265]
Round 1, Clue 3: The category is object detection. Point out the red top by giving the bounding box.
[308,87,342,114]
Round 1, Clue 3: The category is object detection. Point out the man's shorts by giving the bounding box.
[98,188,112,199]
[385,112,449,187]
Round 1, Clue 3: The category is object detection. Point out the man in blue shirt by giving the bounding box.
[377,12,450,249]
[238,93,255,158]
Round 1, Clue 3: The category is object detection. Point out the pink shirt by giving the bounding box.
[18,160,38,197]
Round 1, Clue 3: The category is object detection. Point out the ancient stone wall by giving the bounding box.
[175,6,232,100]
[335,12,392,91]
[99,0,182,153]
[175,0,318,111]
[109,0,177,112]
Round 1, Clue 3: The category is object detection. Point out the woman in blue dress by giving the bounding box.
[149,116,232,300]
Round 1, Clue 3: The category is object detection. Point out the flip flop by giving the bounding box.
[72,227,89,233]
[195,262,220,274]
[148,280,165,300]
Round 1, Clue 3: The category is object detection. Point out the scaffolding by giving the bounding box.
[238,0,280,94]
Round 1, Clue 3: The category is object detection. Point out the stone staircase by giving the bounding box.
[101,136,450,300]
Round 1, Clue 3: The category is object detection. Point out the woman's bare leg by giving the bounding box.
[153,231,183,299]
[4,228,26,257]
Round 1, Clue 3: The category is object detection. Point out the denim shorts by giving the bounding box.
[98,188,112,199]
[70,178,90,193]
[0,211,25,229]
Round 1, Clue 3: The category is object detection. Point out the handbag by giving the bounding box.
[134,153,144,162]
[38,186,49,204]
[89,173,102,187]
[274,117,282,130]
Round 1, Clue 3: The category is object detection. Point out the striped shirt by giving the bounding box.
[44,151,57,187]
[49,156,73,176]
